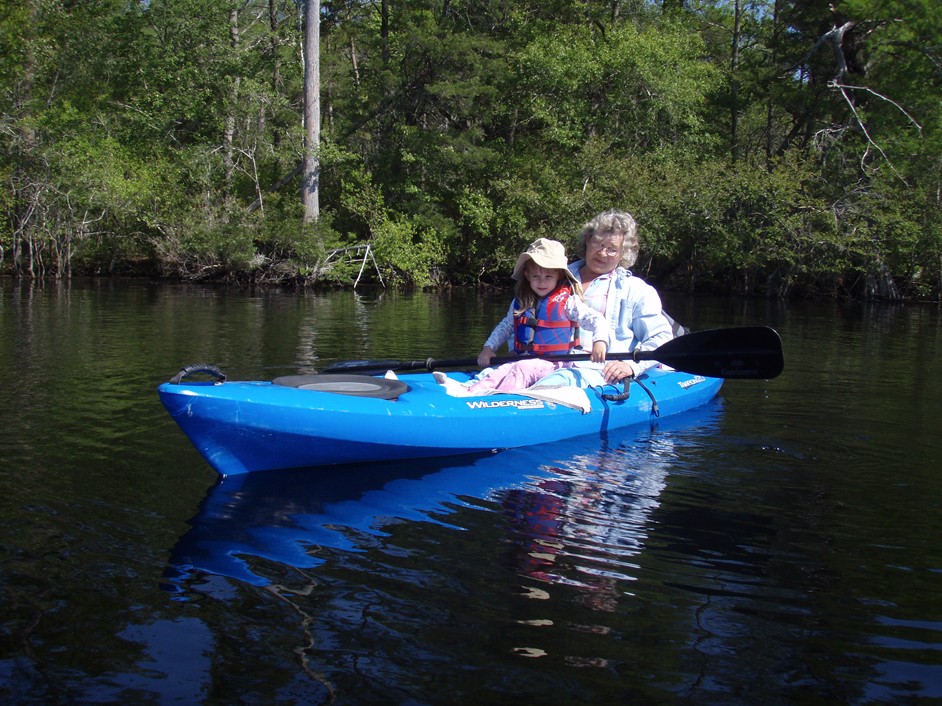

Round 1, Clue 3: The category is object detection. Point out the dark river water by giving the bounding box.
[1,278,940,705]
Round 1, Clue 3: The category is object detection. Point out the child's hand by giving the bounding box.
[590,340,607,364]
[477,346,496,367]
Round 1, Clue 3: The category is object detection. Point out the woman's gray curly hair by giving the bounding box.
[575,209,640,269]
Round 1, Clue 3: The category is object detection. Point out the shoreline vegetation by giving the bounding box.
[2,1,940,300]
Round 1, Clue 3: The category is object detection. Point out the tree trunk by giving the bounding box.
[381,0,390,66]
[302,0,320,224]
[765,0,781,163]
[223,8,240,205]
[730,0,741,163]
[268,0,282,165]
[12,0,42,278]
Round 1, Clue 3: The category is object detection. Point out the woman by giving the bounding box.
[533,209,674,389]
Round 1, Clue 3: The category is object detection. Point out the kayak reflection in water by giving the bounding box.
[162,451,560,597]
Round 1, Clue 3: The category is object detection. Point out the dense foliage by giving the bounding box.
[2,0,940,298]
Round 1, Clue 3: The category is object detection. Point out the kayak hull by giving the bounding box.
[158,368,723,476]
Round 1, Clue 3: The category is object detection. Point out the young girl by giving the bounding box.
[438,238,609,395]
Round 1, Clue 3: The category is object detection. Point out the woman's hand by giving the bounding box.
[477,346,496,367]
[590,340,607,364]
[602,360,635,384]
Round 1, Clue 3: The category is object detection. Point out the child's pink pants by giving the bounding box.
[466,358,560,393]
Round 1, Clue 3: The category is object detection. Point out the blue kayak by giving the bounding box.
[158,366,724,476]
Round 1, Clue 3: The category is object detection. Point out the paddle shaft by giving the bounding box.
[321,326,784,380]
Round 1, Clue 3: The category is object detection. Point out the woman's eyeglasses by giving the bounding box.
[589,243,621,256]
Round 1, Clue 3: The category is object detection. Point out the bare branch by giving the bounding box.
[832,82,908,184]
[830,81,923,131]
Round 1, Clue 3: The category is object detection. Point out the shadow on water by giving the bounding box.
[163,398,726,599]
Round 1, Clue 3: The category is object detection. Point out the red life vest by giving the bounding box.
[513,285,581,355]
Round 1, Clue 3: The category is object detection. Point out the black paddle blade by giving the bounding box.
[639,326,784,379]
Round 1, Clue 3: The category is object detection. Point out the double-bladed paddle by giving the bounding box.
[321,325,784,380]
